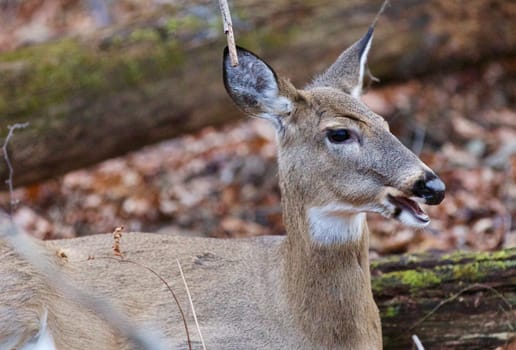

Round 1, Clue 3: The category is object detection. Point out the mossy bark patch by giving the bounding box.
[372,249,516,349]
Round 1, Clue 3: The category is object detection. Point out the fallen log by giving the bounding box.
[373,249,516,350]
[1,0,515,187]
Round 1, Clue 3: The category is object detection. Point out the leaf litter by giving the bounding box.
[0,51,514,256]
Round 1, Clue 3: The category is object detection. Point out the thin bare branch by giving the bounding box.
[372,0,390,28]
[177,258,207,350]
[410,283,513,331]
[2,122,29,216]
[218,0,238,66]
[93,255,194,350]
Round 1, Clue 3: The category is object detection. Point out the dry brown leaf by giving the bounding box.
[112,226,125,257]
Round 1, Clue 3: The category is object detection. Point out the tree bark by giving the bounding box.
[1,0,515,187]
[372,249,516,350]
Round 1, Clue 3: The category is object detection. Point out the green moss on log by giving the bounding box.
[442,249,513,262]
[450,260,511,280]
[0,35,186,131]
[0,9,230,133]
[0,8,303,140]
[372,249,516,295]
[373,269,442,292]
[370,252,434,270]
[381,304,401,319]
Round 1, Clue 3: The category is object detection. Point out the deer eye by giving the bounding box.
[326,129,351,144]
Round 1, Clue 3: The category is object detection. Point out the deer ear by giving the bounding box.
[223,46,293,131]
[309,27,374,98]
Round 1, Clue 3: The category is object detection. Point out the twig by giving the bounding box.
[371,0,390,28]
[93,255,193,350]
[501,156,513,239]
[498,304,515,331]
[218,0,238,66]
[2,122,29,216]
[177,258,207,350]
[412,334,425,350]
[105,227,192,348]
[410,283,513,331]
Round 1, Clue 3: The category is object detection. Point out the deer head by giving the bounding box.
[223,27,445,246]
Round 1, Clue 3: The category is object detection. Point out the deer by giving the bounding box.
[0,21,445,350]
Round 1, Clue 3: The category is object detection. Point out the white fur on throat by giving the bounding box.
[308,204,366,245]
[351,34,373,99]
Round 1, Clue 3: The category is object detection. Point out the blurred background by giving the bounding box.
[0,0,514,256]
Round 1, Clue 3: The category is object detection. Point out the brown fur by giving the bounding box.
[0,30,443,350]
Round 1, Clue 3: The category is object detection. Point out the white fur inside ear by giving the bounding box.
[351,34,373,99]
[259,95,293,130]
[225,50,292,131]
[308,205,366,245]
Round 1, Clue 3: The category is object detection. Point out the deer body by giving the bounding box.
[1,230,379,350]
[1,22,445,350]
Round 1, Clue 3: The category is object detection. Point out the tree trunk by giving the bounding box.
[372,249,516,350]
[1,0,515,187]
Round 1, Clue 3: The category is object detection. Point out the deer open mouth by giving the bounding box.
[387,194,429,226]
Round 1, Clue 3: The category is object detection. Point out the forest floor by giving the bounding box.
[0,0,515,256]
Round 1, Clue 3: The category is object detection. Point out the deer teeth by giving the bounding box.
[387,194,430,226]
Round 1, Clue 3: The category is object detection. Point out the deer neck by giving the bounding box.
[279,193,382,349]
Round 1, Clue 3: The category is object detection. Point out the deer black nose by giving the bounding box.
[412,172,445,205]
